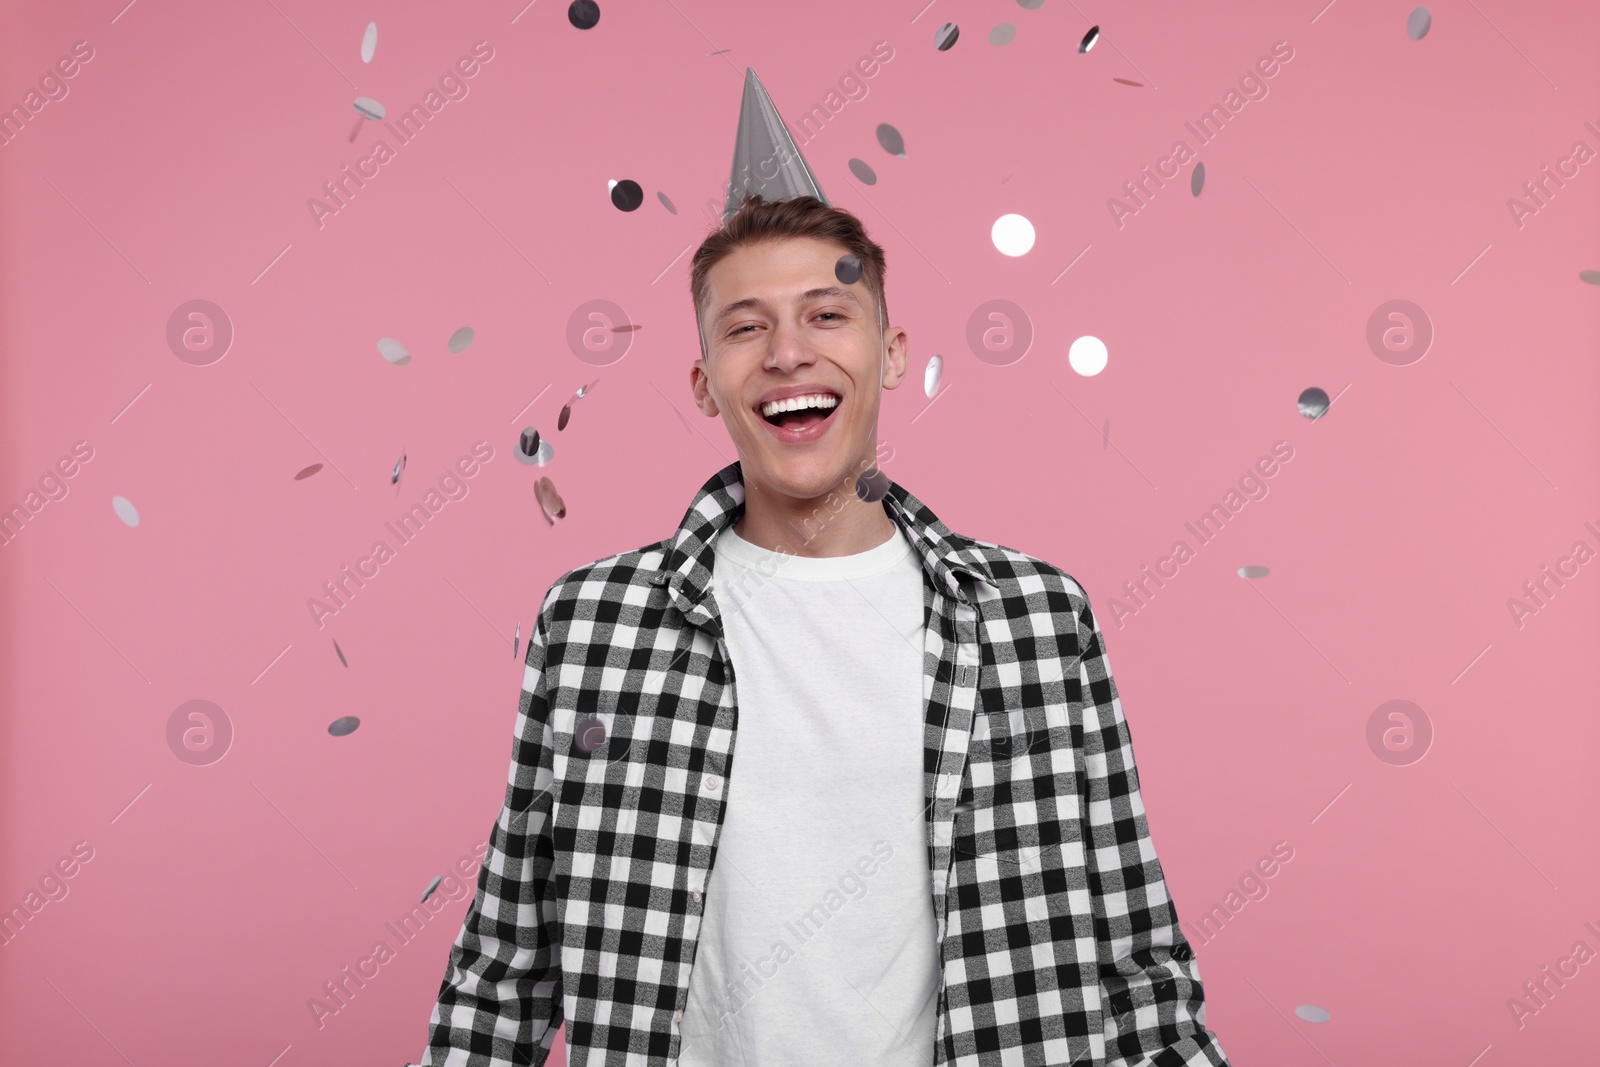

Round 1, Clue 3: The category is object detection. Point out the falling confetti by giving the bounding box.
[1406,8,1431,40]
[513,620,521,659]
[991,214,1035,256]
[535,477,567,524]
[294,463,323,480]
[924,354,942,397]
[448,326,475,353]
[328,716,360,737]
[990,23,1016,46]
[1295,1005,1331,1023]
[876,123,906,158]
[1079,25,1100,53]
[1579,269,1600,285]
[835,254,863,285]
[391,451,407,489]
[1237,566,1270,579]
[611,324,642,333]
[1069,335,1107,376]
[574,716,607,753]
[855,467,890,503]
[360,22,377,63]
[520,428,541,458]
[568,0,600,30]
[1298,387,1330,420]
[421,874,443,903]
[558,403,572,431]
[610,179,643,211]
[657,191,678,214]
[575,379,598,399]
[349,97,385,141]
[112,496,140,527]
[935,23,960,50]
[377,338,410,366]
[333,639,348,667]
[1191,161,1206,196]
[848,158,877,185]
[1112,78,1143,87]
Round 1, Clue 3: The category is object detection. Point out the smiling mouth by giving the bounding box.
[758,398,841,429]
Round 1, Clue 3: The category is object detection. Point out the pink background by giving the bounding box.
[3,0,1598,1063]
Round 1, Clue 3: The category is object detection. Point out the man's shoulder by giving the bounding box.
[958,533,1093,608]
[535,537,674,620]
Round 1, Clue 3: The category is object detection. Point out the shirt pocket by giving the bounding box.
[954,702,1072,869]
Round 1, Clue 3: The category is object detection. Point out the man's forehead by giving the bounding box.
[708,281,864,327]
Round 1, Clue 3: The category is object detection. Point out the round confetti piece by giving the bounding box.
[1016,0,1047,8]
[353,97,384,121]
[991,213,1035,256]
[377,338,411,366]
[1406,8,1431,40]
[568,0,600,29]
[848,158,877,185]
[876,123,906,158]
[1295,1005,1331,1024]
[328,716,360,737]
[294,463,323,480]
[1069,335,1107,376]
[990,23,1016,46]
[113,496,140,527]
[1298,387,1330,419]
[610,180,643,211]
[574,716,607,754]
[935,23,960,50]
[448,326,475,353]
[835,254,863,285]
[855,468,890,504]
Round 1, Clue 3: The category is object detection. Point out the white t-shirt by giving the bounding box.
[677,519,939,1067]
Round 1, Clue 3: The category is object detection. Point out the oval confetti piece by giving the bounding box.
[421,874,442,903]
[574,716,607,753]
[112,496,140,527]
[353,96,385,121]
[855,468,890,504]
[360,22,377,63]
[876,123,906,158]
[610,179,643,212]
[535,477,567,523]
[935,23,959,50]
[924,354,942,397]
[1237,566,1270,579]
[1406,8,1431,40]
[989,23,1016,46]
[1581,269,1600,285]
[657,191,677,214]
[1298,387,1330,419]
[377,338,411,365]
[294,463,323,480]
[391,452,407,485]
[520,428,541,457]
[328,715,360,736]
[333,638,348,667]
[568,0,600,30]
[558,402,572,431]
[1191,161,1206,196]
[448,326,475,353]
[1079,25,1100,53]
[1295,1005,1331,1023]
[835,254,863,285]
[513,620,521,659]
[611,324,642,333]
[848,158,877,185]
[1112,77,1143,87]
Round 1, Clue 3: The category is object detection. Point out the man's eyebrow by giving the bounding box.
[711,286,862,329]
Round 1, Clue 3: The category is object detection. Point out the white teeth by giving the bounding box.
[760,393,840,418]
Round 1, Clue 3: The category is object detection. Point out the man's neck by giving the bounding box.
[733,480,896,559]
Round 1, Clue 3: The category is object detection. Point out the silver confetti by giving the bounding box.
[1079,25,1099,53]
[328,716,360,736]
[334,639,348,667]
[1294,1005,1331,1024]
[935,23,960,50]
[990,23,1016,46]
[1237,566,1270,579]
[360,22,377,63]
[391,451,407,486]
[876,123,906,158]
[1298,387,1329,420]
[448,326,475,354]
[835,254,863,285]
[574,716,607,754]
[924,354,942,397]
[657,191,677,214]
[848,158,877,185]
[513,620,521,659]
[420,874,442,903]
[1191,161,1205,196]
[535,477,567,524]
[377,338,411,366]
[1405,8,1431,40]
[855,468,890,504]
[112,496,140,527]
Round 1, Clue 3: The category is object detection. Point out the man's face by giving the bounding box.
[690,235,907,503]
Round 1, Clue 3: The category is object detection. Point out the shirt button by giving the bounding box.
[692,889,703,904]
[704,774,721,793]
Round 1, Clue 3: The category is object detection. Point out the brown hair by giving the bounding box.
[689,194,888,356]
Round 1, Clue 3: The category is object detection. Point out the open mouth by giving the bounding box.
[757,395,842,440]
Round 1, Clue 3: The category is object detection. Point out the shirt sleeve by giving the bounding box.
[1071,587,1232,1067]
[415,606,564,1067]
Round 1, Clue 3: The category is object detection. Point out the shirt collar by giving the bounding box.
[649,460,995,625]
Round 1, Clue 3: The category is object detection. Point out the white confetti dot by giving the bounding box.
[1068,335,1107,376]
[991,214,1035,256]
[112,496,140,527]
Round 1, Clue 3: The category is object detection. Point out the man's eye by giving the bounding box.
[816,312,843,322]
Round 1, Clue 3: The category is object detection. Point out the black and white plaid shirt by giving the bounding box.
[418,460,1231,1067]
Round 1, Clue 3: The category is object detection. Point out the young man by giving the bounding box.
[415,70,1230,1067]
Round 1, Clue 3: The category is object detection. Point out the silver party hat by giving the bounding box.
[723,68,829,223]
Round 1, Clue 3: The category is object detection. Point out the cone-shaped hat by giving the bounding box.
[723,68,829,223]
